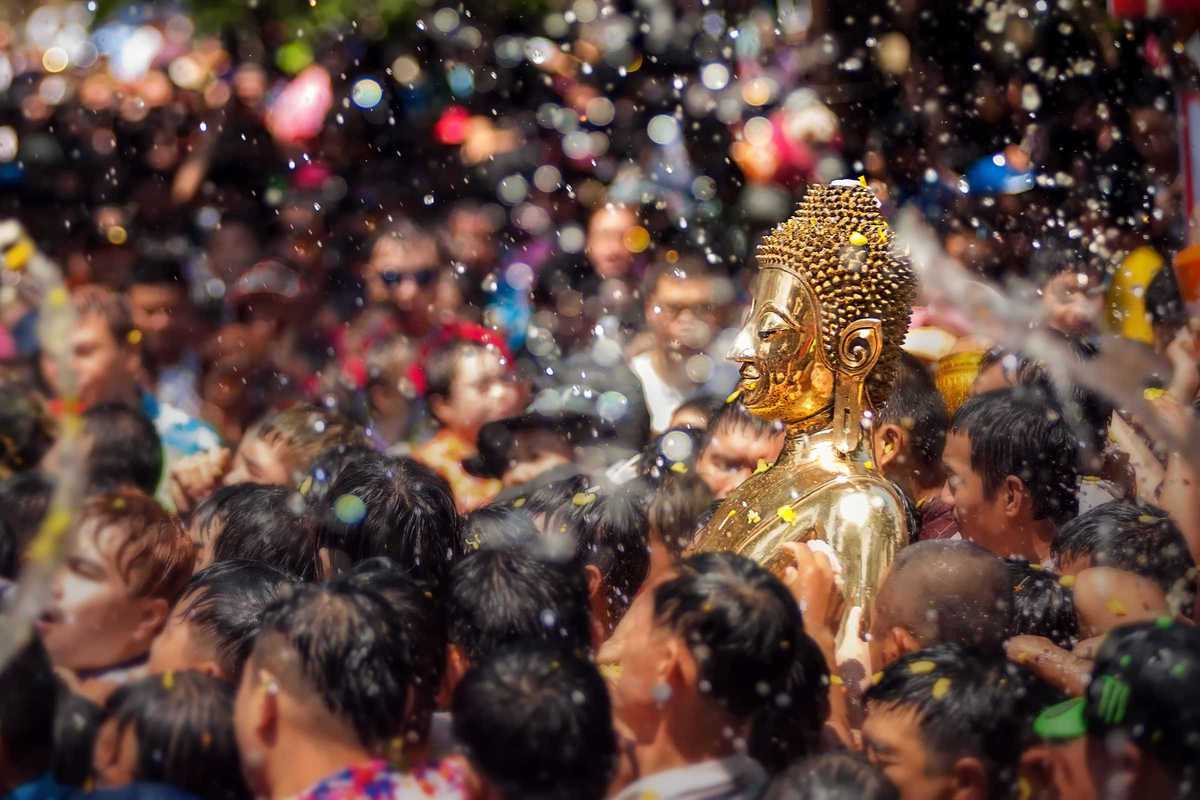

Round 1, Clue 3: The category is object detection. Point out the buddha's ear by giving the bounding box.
[832,319,883,455]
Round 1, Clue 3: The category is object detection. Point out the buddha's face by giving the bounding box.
[728,267,834,425]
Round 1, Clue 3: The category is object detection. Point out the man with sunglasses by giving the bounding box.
[365,219,444,339]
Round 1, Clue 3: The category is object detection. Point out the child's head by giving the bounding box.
[77,403,164,495]
[1052,501,1196,617]
[1005,558,1079,648]
[313,452,463,585]
[41,490,194,672]
[695,401,786,499]
[873,352,949,493]
[224,404,367,488]
[646,473,714,561]
[424,338,524,443]
[453,643,616,800]
[298,443,378,507]
[93,671,244,800]
[463,504,540,552]
[234,582,427,794]
[190,483,319,581]
[0,639,58,789]
[148,560,299,683]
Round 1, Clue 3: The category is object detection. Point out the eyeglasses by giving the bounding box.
[378,267,439,288]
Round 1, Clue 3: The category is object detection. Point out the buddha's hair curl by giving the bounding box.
[756,182,917,405]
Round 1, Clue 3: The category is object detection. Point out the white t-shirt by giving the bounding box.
[630,352,692,434]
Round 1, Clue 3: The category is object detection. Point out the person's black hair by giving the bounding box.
[463,504,540,551]
[452,642,616,800]
[129,256,185,287]
[102,671,245,800]
[53,689,103,788]
[1052,501,1197,616]
[312,451,463,586]
[876,352,949,479]
[749,629,831,773]
[646,472,714,559]
[653,552,801,719]
[301,443,379,507]
[517,473,592,517]
[340,558,445,739]
[252,581,433,748]
[638,427,707,486]
[0,387,53,478]
[764,753,899,800]
[0,473,54,577]
[1005,558,1079,648]
[195,483,320,581]
[1145,265,1187,334]
[700,401,782,454]
[446,547,592,664]
[671,394,724,428]
[544,487,650,631]
[951,388,1079,525]
[865,645,1040,800]
[177,559,299,681]
[0,638,58,778]
[81,403,164,495]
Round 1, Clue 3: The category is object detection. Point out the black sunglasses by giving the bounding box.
[379,267,439,288]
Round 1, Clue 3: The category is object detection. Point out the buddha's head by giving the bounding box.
[730,182,916,432]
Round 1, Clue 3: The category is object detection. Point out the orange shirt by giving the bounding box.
[411,429,500,512]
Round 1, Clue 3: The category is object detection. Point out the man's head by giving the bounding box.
[313,452,463,585]
[71,403,163,495]
[586,205,639,279]
[128,257,191,367]
[874,352,949,493]
[365,219,443,335]
[39,490,194,671]
[0,639,58,790]
[424,339,524,444]
[235,583,433,793]
[444,546,591,691]
[643,257,723,359]
[445,202,501,272]
[1035,621,1200,800]
[696,401,786,499]
[0,472,54,580]
[864,645,1037,800]
[1053,501,1197,618]
[613,552,801,741]
[453,643,616,800]
[1006,559,1079,649]
[225,404,367,488]
[191,483,319,580]
[93,671,242,799]
[148,560,298,683]
[944,389,1078,554]
[868,540,1013,671]
[466,415,578,489]
[42,286,141,409]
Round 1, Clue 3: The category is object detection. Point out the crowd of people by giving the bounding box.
[1,0,1200,798]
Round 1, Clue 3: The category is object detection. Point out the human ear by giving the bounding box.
[1002,475,1027,518]
[256,670,280,746]
[875,423,907,469]
[429,395,452,427]
[950,755,988,800]
[439,644,470,707]
[1019,745,1054,800]
[134,597,170,648]
[892,626,922,660]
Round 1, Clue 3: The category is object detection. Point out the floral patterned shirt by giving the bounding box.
[295,759,470,800]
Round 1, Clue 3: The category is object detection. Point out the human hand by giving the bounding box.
[168,447,230,515]
[776,541,846,644]
[1006,634,1092,696]
[1165,325,1200,404]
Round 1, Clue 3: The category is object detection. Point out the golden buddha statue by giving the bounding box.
[689,181,917,627]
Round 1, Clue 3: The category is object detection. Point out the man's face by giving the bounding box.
[448,209,498,270]
[1042,271,1102,338]
[366,235,441,334]
[434,347,525,443]
[611,588,676,738]
[646,275,719,358]
[148,596,218,677]
[942,430,1008,554]
[224,434,293,487]
[696,423,785,499]
[863,704,956,800]
[38,522,152,671]
[41,314,139,408]
[727,268,834,425]
[586,207,637,280]
[129,282,189,363]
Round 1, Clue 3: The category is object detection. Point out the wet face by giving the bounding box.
[941,430,1008,554]
[727,268,834,425]
[863,704,956,800]
[586,207,637,280]
[38,521,159,671]
[432,347,525,444]
[129,282,190,363]
[366,235,441,334]
[1042,271,1102,338]
[646,274,719,358]
[41,314,140,409]
[224,434,293,487]
[695,422,786,499]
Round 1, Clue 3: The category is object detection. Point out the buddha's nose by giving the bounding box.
[727,322,754,362]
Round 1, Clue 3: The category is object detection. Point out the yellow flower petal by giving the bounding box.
[849,231,868,246]
[753,458,770,475]
[1106,598,1127,616]
[747,510,762,524]
[513,497,526,508]
[776,505,796,523]
[1059,574,1076,588]
[725,389,742,404]
[932,676,951,699]
[163,670,175,690]
[1143,387,1166,401]
[572,492,597,507]
[908,660,936,675]
[670,462,688,474]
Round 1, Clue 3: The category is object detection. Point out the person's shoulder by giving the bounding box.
[393,757,474,799]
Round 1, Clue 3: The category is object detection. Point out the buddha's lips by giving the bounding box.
[740,364,761,381]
